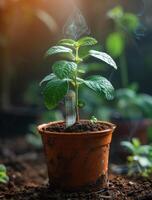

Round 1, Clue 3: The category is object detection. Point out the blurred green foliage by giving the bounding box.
[80,86,152,121]
[111,88,152,119]
[107,6,139,33]
[106,6,140,88]
[0,164,9,184]
[106,32,125,58]
[121,138,152,177]
[106,5,139,58]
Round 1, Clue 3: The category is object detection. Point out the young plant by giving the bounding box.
[0,164,9,184]
[121,138,152,177]
[90,116,98,123]
[40,36,117,123]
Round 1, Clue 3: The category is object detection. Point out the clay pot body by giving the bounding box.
[38,120,115,191]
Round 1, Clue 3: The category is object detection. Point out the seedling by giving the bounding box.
[40,36,117,123]
[90,116,98,123]
[121,138,152,177]
[0,164,9,184]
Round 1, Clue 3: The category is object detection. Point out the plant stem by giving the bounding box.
[75,83,79,122]
[75,46,80,122]
[120,53,128,88]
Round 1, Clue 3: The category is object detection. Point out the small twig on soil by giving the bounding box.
[98,195,112,199]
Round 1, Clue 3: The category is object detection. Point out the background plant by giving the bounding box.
[107,87,152,120]
[121,138,152,177]
[0,164,9,184]
[40,36,117,123]
[106,6,139,88]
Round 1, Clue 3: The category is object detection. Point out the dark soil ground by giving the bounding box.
[0,137,152,200]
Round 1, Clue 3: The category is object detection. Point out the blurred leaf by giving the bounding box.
[122,13,139,31]
[106,32,125,58]
[107,6,139,33]
[0,164,9,184]
[77,68,85,74]
[128,83,139,92]
[121,141,135,153]
[107,6,124,20]
[137,156,152,167]
[0,165,6,173]
[122,138,152,177]
[148,126,152,142]
[132,138,141,148]
[116,88,136,99]
[137,145,152,155]
[135,94,152,118]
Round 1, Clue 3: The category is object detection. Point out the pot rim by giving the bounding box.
[37,120,116,137]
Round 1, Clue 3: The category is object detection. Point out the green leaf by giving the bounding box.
[58,39,76,47]
[0,164,9,184]
[0,165,6,173]
[82,75,115,100]
[122,13,139,31]
[52,61,77,79]
[0,176,9,184]
[106,32,125,58]
[121,141,135,153]
[45,45,73,57]
[89,50,117,69]
[137,156,151,167]
[116,88,136,99]
[77,37,98,47]
[107,6,124,20]
[137,145,152,155]
[132,138,141,148]
[43,77,68,109]
[77,69,85,74]
[39,73,56,86]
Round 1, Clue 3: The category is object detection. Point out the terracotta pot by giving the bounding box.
[38,120,116,191]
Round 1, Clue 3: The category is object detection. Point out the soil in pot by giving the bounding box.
[38,120,115,191]
[45,121,111,132]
